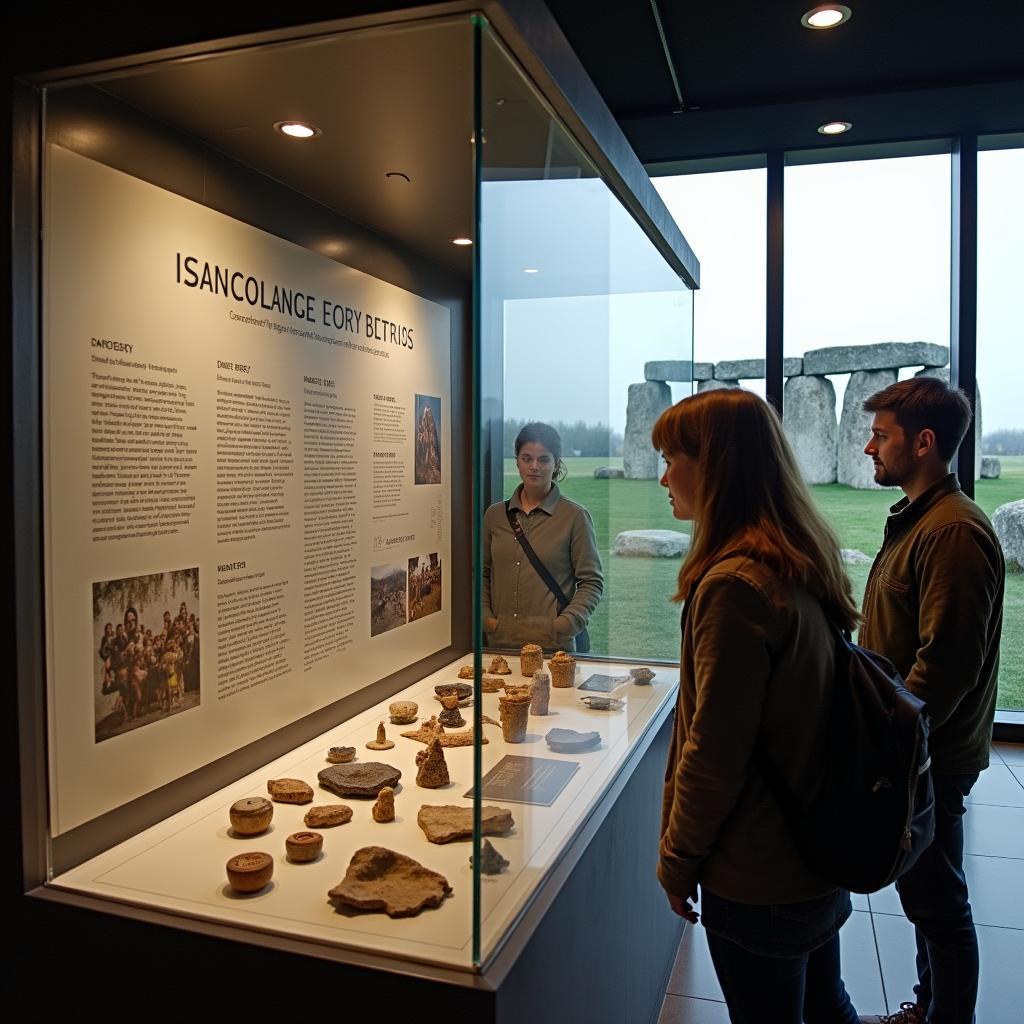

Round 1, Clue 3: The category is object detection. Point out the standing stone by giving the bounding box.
[697,379,737,393]
[624,381,672,479]
[914,367,982,480]
[839,370,898,488]
[981,456,1001,479]
[783,375,837,484]
[993,499,1024,570]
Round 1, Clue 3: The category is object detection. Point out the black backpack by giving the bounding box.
[757,627,936,894]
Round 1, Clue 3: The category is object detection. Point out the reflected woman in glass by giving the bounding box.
[483,422,603,653]
[652,390,860,1024]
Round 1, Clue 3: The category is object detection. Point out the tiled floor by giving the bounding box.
[659,743,1024,1023]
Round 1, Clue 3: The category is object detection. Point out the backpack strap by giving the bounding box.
[505,500,572,613]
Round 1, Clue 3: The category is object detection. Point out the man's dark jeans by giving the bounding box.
[701,888,859,1023]
[895,772,980,1024]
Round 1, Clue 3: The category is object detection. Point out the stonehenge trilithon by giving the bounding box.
[838,370,898,488]
[783,375,838,484]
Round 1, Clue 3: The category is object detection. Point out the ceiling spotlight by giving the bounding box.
[451,237,473,247]
[801,4,852,29]
[818,120,852,135]
[523,268,539,274]
[274,121,321,139]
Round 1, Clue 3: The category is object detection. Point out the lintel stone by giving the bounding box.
[804,342,949,376]
[644,360,713,382]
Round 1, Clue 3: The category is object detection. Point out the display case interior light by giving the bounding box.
[818,120,853,135]
[801,4,852,29]
[450,236,473,246]
[274,121,321,138]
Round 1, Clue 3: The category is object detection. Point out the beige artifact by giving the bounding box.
[457,665,475,679]
[229,797,274,836]
[286,831,324,862]
[438,693,465,728]
[372,786,395,823]
[225,851,274,893]
[480,714,500,727]
[415,737,451,788]
[417,804,515,844]
[401,716,489,747]
[267,778,314,804]
[435,682,473,702]
[549,650,576,688]
[401,716,444,744]
[304,804,353,828]
[520,643,543,677]
[366,721,395,751]
[318,762,402,797]
[480,674,504,693]
[530,670,551,716]
[328,846,452,918]
[503,681,531,697]
[388,701,418,725]
[498,691,532,742]
[326,746,356,764]
[488,655,512,675]
[630,666,657,684]
[471,838,510,875]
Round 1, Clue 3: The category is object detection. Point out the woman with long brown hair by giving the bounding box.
[652,389,860,1024]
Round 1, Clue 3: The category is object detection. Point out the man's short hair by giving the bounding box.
[863,376,972,462]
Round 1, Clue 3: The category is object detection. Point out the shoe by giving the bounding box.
[859,1003,927,1024]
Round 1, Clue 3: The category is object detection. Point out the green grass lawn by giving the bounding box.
[506,455,1024,710]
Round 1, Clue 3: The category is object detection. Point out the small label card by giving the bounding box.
[464,755,579,806]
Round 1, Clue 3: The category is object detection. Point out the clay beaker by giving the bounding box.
[499,692,531,742]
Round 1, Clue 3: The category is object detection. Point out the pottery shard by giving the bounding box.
[546,727,602,753]
[417,804,515,844]
[304,804,353,828]
[318,762,402,798]
[267,778,314,804]
[471,838,510,875]
[328,846,452,918]
[327,746,356,764]
[415,737,450,788]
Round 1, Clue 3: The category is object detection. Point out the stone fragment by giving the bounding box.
[915,367,983,479]
[715,358,765,380]
[438,694,465,728]
[471,839,509,875]
[417,804,515,844]
[326,746,356,764]
[549,650,575,689]
[783,374,837,484]
[520,643,544,677]
[697,379,737,393]
[624,380,672,479]
[457,665,475,679]
[630,666,656,684]
[402,716,487,746]
[372,787,395,823]
[285,831,323,862]
[435,681,472,701]
[328,847,452,918]
[267,778,314,804]
[304,804,353,828]
[530,671,551,715]
[499,691,531,742]
[545,728,602,753]
[981,456,1001,479]
[841,549,873,565]
[318,762,402,798]
[644,359,713,382]
[593,466,625,478]
[612,529,690,558]
[994,499,1024,570]
[436,729,487,748]
[415,737,450,788]
[480,674,504,692]
[502,681,531,697]
[229,797,273,836]
[804,341,949,375]
[366,721,395,751]
[838,369,898,488]
[389,701,418,725]
[226,851,273,894]
[580,696,625,711]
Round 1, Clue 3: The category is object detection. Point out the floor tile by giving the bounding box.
[665,921,723,1001]
[869,855,1024,930]
[967,764,1024,807]
[993,742,1024,766]
[840,908,886,1015]
[964,803,1024,859]
[658,994,730,1024]
[1010,766,1024,789]
[873,912,1024,1022]
[852,890,870,911]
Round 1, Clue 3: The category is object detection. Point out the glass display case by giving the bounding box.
[14,2,697,1010]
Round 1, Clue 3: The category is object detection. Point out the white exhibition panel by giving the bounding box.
[44,146,452,835]
[52,655,677,969]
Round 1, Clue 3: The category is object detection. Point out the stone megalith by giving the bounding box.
[624,381,671,479]
[697,379,737,393]
[981,456,1001,479]
[613,529,690,557]
[993,499,1024,570]
[804,341,949,375]
[914,367,982,480]
[783,375,837,484]
[593,466,625,479]
[644,360,713,382]
[839,369,898,488]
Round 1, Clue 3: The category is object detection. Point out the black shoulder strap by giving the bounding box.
[505,500,571,611]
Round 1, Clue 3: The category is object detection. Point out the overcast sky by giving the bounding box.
[501,151,1022,437]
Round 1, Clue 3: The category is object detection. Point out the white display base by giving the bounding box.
[51,654,677,970]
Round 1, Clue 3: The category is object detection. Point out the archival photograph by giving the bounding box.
[370,561,408,636]
[93,567,201,744]
[414,393,442,484]
[408,552,442,622]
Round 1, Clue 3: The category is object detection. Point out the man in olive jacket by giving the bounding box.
[858,377,1004,1024]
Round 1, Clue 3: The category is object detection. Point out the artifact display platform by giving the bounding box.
[51,653,676,969]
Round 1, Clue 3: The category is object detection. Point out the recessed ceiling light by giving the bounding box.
[523,268,539,274]
[274,121,320,139]
[801,4,852,29]
[451,237,473,247]
[817,120,853,135]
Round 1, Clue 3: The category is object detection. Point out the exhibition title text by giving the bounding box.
[175,252,414,349]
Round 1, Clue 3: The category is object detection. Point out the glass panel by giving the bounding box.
[782,155,952,622]
[474,24,692,964]
[978,146,1024,711]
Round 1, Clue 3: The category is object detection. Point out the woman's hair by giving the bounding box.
[652,389,859,630]
[124,605,139,629]
[514,422,567,482]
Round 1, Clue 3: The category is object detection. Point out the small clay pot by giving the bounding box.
[520,644,543,678]
[499,692,531,743]
[226,851,274,893]
[285,831,323,862]
[549,652,576,689]
[229,797,274,836]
